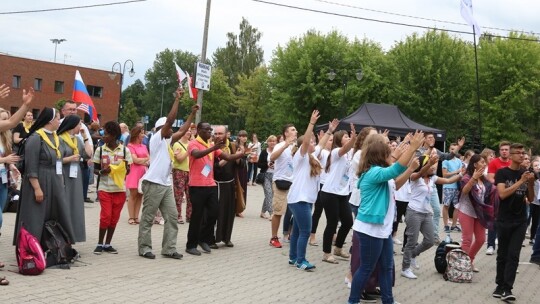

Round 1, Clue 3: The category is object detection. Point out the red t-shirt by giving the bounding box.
[188,140,222,187]
[487,157,511,174]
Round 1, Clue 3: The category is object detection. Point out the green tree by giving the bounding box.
[119,98,140,128]
[183,68,235,126]
[212,17,264,88]
[143,49,199,126]
[386,30,475,143]
[269,30,388,129]
[121,79,146,115]
[478,32,540,149]
[236,66,274,137]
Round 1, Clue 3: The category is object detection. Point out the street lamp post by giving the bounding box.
[159,79,166,117]
[50,38,66,63]
[327,67,364,117]
[110,60,135,120]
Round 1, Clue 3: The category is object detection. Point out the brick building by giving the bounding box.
[0,54,121,122]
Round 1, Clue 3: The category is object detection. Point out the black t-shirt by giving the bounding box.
[13,122,30,146]
[495,167,528,222]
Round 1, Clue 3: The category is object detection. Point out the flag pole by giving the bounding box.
[472,27,482,148]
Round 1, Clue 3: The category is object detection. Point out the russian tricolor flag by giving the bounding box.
[72,70,98,121]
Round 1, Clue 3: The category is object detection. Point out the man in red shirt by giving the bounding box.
[186,122,244,256]
[485,141,511,255]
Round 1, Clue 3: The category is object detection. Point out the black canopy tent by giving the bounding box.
[315,103,446,142]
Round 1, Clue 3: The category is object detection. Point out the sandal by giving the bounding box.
[0,276,9,286]
[128,218,136,225]
[309,241,319,246]
[0,261,5,268]
[134,218,140,224]
[322,254,339,264]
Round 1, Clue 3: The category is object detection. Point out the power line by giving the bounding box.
[251,0,540,42]
[0,0,147,15]
[312,0,539,36]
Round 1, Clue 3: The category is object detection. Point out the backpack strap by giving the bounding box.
[96,146,103,191]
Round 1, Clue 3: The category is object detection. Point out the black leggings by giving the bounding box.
[320,191,353,253]
[392,200,409,235]
[311,185,324,234]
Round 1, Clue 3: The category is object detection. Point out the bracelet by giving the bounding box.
[309,122,315,125]
[391,155,397,160]
[84,138,88,142]
[326,132,332,135]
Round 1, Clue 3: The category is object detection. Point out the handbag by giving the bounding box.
[255,172,265,185]
[235,178,246,214]
[275,179,292,191]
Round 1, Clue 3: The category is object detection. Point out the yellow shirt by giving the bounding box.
[172,141,189,171]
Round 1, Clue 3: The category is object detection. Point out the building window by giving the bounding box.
[87,85,103,98]
[54,81,64,94]
[10,107,19,115]
[32,108,40,118]
[12,75,21,88]
[34,78,42,91]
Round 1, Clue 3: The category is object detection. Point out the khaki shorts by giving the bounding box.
[272,183,288,216]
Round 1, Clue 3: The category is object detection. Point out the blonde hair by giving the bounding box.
[357,134,390,176]
[0,108,13,155]
[266,135,277,143]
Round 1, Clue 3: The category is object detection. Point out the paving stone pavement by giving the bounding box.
[1,184,540,303]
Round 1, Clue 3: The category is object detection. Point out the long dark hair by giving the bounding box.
[466,154,483,177]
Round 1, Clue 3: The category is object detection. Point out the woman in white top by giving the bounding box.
[247,133,261,186]
[257,135,277,219]
[320,125,357,264]
[401,155,462,279]
[457,154,495,271]
[287,110,335,271]
[529,158,540,244]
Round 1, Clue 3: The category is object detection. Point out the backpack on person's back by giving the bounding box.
[443,249,473,283]
[16,224,46,275]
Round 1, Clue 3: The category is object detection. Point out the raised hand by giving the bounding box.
[409,157,420,171]
[22,88,34,106]
[310,110,320,125]
[409,130,425,150]
[191,104,200,113]
[457,136,465,148]
[350,123,356,137]
[328,119,339,133]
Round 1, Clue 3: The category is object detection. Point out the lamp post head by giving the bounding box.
[327,69,337,81]
[129,68,135,77]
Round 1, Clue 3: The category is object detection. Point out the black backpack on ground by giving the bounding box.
[3,186,20,213]
[434,240,460,274]
[43,220,77,269]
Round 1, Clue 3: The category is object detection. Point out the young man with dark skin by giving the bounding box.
[186,122,244,256]
[138,88,198,260]
[492,143,535,301]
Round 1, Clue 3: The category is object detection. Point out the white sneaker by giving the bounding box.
[393,238,403,245]
[486,246,495,255]
[401,268,417,279]
[411,258,420,269]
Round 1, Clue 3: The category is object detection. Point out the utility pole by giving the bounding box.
[195,0,211,124]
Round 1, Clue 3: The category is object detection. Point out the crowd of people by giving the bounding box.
[1,82,540,304]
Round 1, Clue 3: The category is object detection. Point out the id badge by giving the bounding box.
[56,160,63,175]
[201,164,211,177]
[340,174,350,188]
[0,165,7,184]
[69,162,78,178]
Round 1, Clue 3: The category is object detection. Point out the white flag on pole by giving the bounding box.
[460,0,481,35]
[174,62,187,85]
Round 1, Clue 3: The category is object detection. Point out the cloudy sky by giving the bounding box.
[1,0,538,89]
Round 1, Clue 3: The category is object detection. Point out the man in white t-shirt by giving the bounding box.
[269,124,297,248]
[137,89,198,260]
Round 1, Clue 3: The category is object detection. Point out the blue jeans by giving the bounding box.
[430,186,441,237]
[531,220,540,259]
[0,183,9,229]
[487,228,497,249]
[349,232,394,304]
[288,202,312,263]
